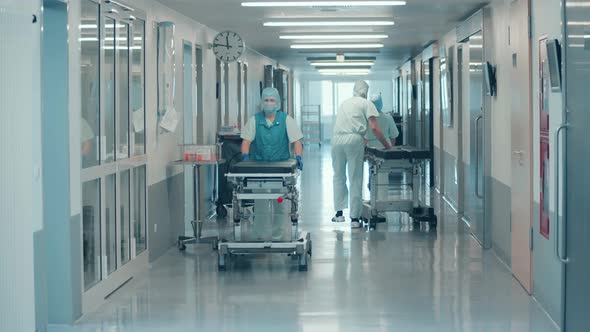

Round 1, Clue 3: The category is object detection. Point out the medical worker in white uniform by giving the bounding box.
[331,81,392,228]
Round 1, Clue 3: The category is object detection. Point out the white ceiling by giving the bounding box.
[157,0,491,74]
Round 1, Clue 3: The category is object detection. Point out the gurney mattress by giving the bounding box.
[230,160,298,174]
[366,146,431,160]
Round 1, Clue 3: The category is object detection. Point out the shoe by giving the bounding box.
[351,219,362,229]
[331,215,346,223]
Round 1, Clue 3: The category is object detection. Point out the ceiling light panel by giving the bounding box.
[280,34,389,40]
[316,66,372,70]
[318,68,371,73]
[310,62,374,66]
[306,56,377,61]
[243,1,405,7]
[321,72,370,76]
[292,43,384,49]
[264,21,395,27]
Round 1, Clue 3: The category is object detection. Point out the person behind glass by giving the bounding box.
[240,87,304,170]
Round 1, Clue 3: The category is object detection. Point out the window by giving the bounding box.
[105,174,116,275]
[118,22,130,159]
[82,179,101,290]
[131,19,145,155]
[80,0,100,169]
[133,166,147,255]
[120,170,131,265]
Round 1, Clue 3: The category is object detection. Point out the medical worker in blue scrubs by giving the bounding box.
[240,87,304,240]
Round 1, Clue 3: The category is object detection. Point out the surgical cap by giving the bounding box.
[260,87,281,112]
[353,80,369,97]
[371,94,383,112]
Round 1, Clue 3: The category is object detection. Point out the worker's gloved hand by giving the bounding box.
[295,155,303,170]
[242,154,250,161]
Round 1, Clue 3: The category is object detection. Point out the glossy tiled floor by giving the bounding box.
[68,147,558,332]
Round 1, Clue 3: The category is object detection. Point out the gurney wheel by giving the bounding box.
[298,254,308,271]
[218,253,228,271]
[216,205,227,218]
[177,240,186,252]
[429,215,438,228]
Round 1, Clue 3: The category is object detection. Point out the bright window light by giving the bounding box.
[292,43,384,49]
[280,34,388,40]
[265,21,394,27]
[243,1,406,7]
[310,62,374,66]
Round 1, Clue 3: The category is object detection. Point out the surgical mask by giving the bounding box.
[262,101,278,114]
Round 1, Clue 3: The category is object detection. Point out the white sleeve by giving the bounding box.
[240,117,256,142]
[286,116,304,143]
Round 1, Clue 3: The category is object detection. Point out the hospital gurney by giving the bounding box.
[220,160,311,271]
[362,146,437,229]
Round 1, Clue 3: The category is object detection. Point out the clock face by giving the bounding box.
[212,31,245,63]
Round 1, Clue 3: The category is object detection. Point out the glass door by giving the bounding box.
[462,31,486,246]
[563,0,590,329]
[80,0,147,296]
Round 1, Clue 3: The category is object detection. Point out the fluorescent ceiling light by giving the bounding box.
[280,34,388,40]
[568,34,590,38]
[243,1,405,7]
[566,2,590,7]
[310,62,374,66]
[321,72,369,76]
[307,56,376,61]
[568,21,590,26]
[319,69,370,73]
[292,43,384,49]
[265,21,394,27]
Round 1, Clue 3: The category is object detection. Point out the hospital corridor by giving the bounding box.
[1,0,589,331]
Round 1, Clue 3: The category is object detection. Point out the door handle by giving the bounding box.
[555,123,569,264]
[513,150,525,165]
[475,115,484,199]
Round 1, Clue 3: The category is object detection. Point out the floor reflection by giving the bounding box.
[68,145,558,332]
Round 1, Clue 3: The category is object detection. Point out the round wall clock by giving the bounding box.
[212,31,245,63]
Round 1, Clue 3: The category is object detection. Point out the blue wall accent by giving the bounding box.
[41,1,82,324]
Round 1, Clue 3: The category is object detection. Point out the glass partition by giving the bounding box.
[133,166,147,255]
[120,170,131,265]
[80,0,100,169]
[79,0,148,293]
[131,19,145,155]
[103,17,116,163]
[105,174,117,275]
[118,22,130,159]
[82,179,101,290]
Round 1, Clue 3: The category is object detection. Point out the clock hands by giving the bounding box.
[213,43,232,49]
